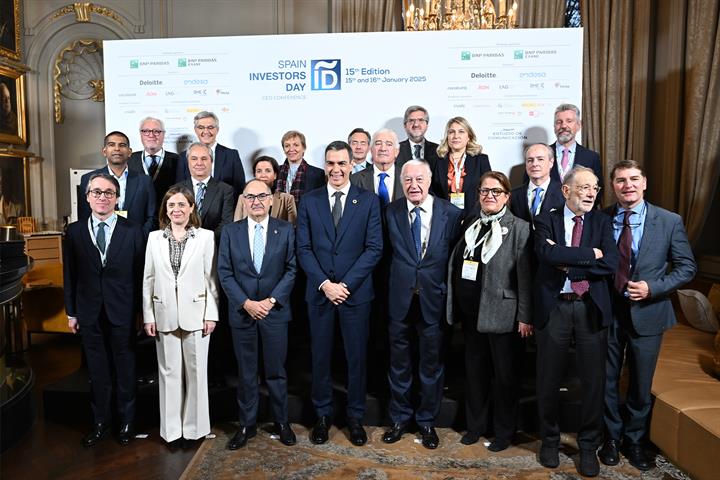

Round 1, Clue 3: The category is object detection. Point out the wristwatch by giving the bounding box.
[269,297,277,306]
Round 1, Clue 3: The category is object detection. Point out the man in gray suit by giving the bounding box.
[599,160,696,471]
[350,129,404,207]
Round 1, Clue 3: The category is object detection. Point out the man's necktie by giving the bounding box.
[96,221,107,254]
[614,210,634,292]
[148,154,158,177]
[332,191,344,227]
[196,182,206,211]
[253,223,264,273]
[531,187,543,216]
[571,216,590,296]
[414,144,422,160]
[561,148,569,171]
[378,172,389,206]
[411,206,422,260]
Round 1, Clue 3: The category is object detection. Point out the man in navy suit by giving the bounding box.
[175,111,246,201]
[177,142,234,241]
[533,166,619,477]
[396,105,441,171]
[218,179,297,450]
[296,140,383,446]
[128,117,179,212]
[64,173,145,447]
[381,160,462,449]
[550,103,603,193]
[598,160,696,471]
[510,143,565,225]
[78,131,156,237]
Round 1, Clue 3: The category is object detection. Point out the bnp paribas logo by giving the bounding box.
[178,58,187,67]
[514,50,524,59]
[311,59,341,91]
[130,59,139,69]
[461,51,471,61]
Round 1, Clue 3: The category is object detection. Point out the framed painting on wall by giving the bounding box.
[0,151,29,225]
[0,65,25,144]
[0,0,21,61]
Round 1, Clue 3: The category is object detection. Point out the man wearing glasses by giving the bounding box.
[78,131,156,237]
[175,111,246,202]
[217,179,297,449]
[128,117,179,211]
[396,105,440,170]
[64,173,145,447]
[533,166,619,477]
[598,160,695,471]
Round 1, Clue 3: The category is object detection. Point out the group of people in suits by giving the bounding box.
[63,103,696,479]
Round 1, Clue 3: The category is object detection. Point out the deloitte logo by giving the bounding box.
[130,59,139,69]
[311,59,341,91]
[178,58,187,67]
[461,51,471,61]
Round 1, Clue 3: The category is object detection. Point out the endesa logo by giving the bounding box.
[183,79,209,86]
[311,59,341,91]
[519,72,547,79]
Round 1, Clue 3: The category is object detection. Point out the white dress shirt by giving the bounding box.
[108,167,129,210]
[526,176,552,215]
[373,164,396,200]
[406,194,434,258]
[326,181,351,215]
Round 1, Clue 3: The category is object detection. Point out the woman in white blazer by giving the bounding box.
[143,184,219,446]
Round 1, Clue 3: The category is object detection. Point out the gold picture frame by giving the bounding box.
[0,150,30,225]
[0,0,20,61]
[0,65,26,144]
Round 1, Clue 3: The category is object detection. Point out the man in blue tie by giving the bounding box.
[350,129,404,206]
[510,143,565,225]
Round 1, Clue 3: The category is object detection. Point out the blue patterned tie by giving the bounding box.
[196,181,206,211]
[411,206,422,260]
[378,172,389,206]
[531,187,543,216]
[253,223,264,272]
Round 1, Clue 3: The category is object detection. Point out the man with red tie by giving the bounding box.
[533,166,618,477]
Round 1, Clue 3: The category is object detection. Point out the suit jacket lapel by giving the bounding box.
[200,179,219,219]
[335,186,360,244]
[178,231,200,277]
[395,202,416,260]
[123,173,138,211]
[81,219,102,271]
[105,219,127,264]
[437,157,449,196]
[319,192,336,241]
[425,200,448,260]
[392,171,403,201]
[213,146,225,181]
[261,218,280,273]
[236,220,256,274]
[633,202,656,277]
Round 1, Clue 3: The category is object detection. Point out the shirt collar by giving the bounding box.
[407,193,434,213]
[91,212,117,227]
[108,166,128,179]
[529,176,552,191]
[192,176,211,187]
[145,148,164,159]
[247,215,270,231]
[563,204,584,220]
[617,200,646,216]
[327,181,351,197]
[373,163,395,177]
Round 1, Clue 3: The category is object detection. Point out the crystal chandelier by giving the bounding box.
[404,0,519,31]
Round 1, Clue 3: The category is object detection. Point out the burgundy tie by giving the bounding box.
[614,210,634,292]
[571,216,590,296]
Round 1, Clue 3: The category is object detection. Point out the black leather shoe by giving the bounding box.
[623,443,653,471]
[227,425,257,450]
[275,423,296,446]
[579,449,600,477]
[488,438,511,452]
[539,443,559,468]
[460,431,481,445]
[117,423,135,446]
[310,416,330,444]
[419,426,439,449]
[382,423,407,444]
[598,438,620,466]
[82,422,110,447]
[347,418,367,446]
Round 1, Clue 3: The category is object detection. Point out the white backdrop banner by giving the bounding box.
[104,28,583,177]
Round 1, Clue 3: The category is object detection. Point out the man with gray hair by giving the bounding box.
[128,117,179,210]
[350,128,404,206]
[396,105,440,170]
[175,111,246,201]
[550,103,603,192]
[511,143,565,224]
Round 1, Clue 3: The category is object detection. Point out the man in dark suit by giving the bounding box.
[396,105,441,171]
[175,111,246,201]
[218,179,297,449]
[127,117,179,211]
[348,127,372,173]
[381,160,462,449]
[533,166,619,477]
[177,142,234,241]
[598,160,696,471]
[549,103,603,191]
[64,173,145,447]
[350,129,404,206]
[78,131,156,237]
[510,143,565,224]
[296,141,383,446]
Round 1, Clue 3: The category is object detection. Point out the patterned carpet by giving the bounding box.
[180,424,691,479]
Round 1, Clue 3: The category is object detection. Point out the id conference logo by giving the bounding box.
[311,59,341,91]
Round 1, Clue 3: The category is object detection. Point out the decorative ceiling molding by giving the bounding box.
[53,39,104,123]
[49,2,123,25]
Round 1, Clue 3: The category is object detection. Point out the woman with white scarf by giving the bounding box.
[446,171,533,451]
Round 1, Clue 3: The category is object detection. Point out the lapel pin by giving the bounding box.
[274,229,278,234]
[352,199,358,204]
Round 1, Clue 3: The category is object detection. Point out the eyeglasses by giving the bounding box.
[406,118,428,125]
[243,193,271,202]
[195,125,217,131]
[575,184,601,194]
[89,189,117,199]
[140,129,164,136]
[479,188,507,197]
